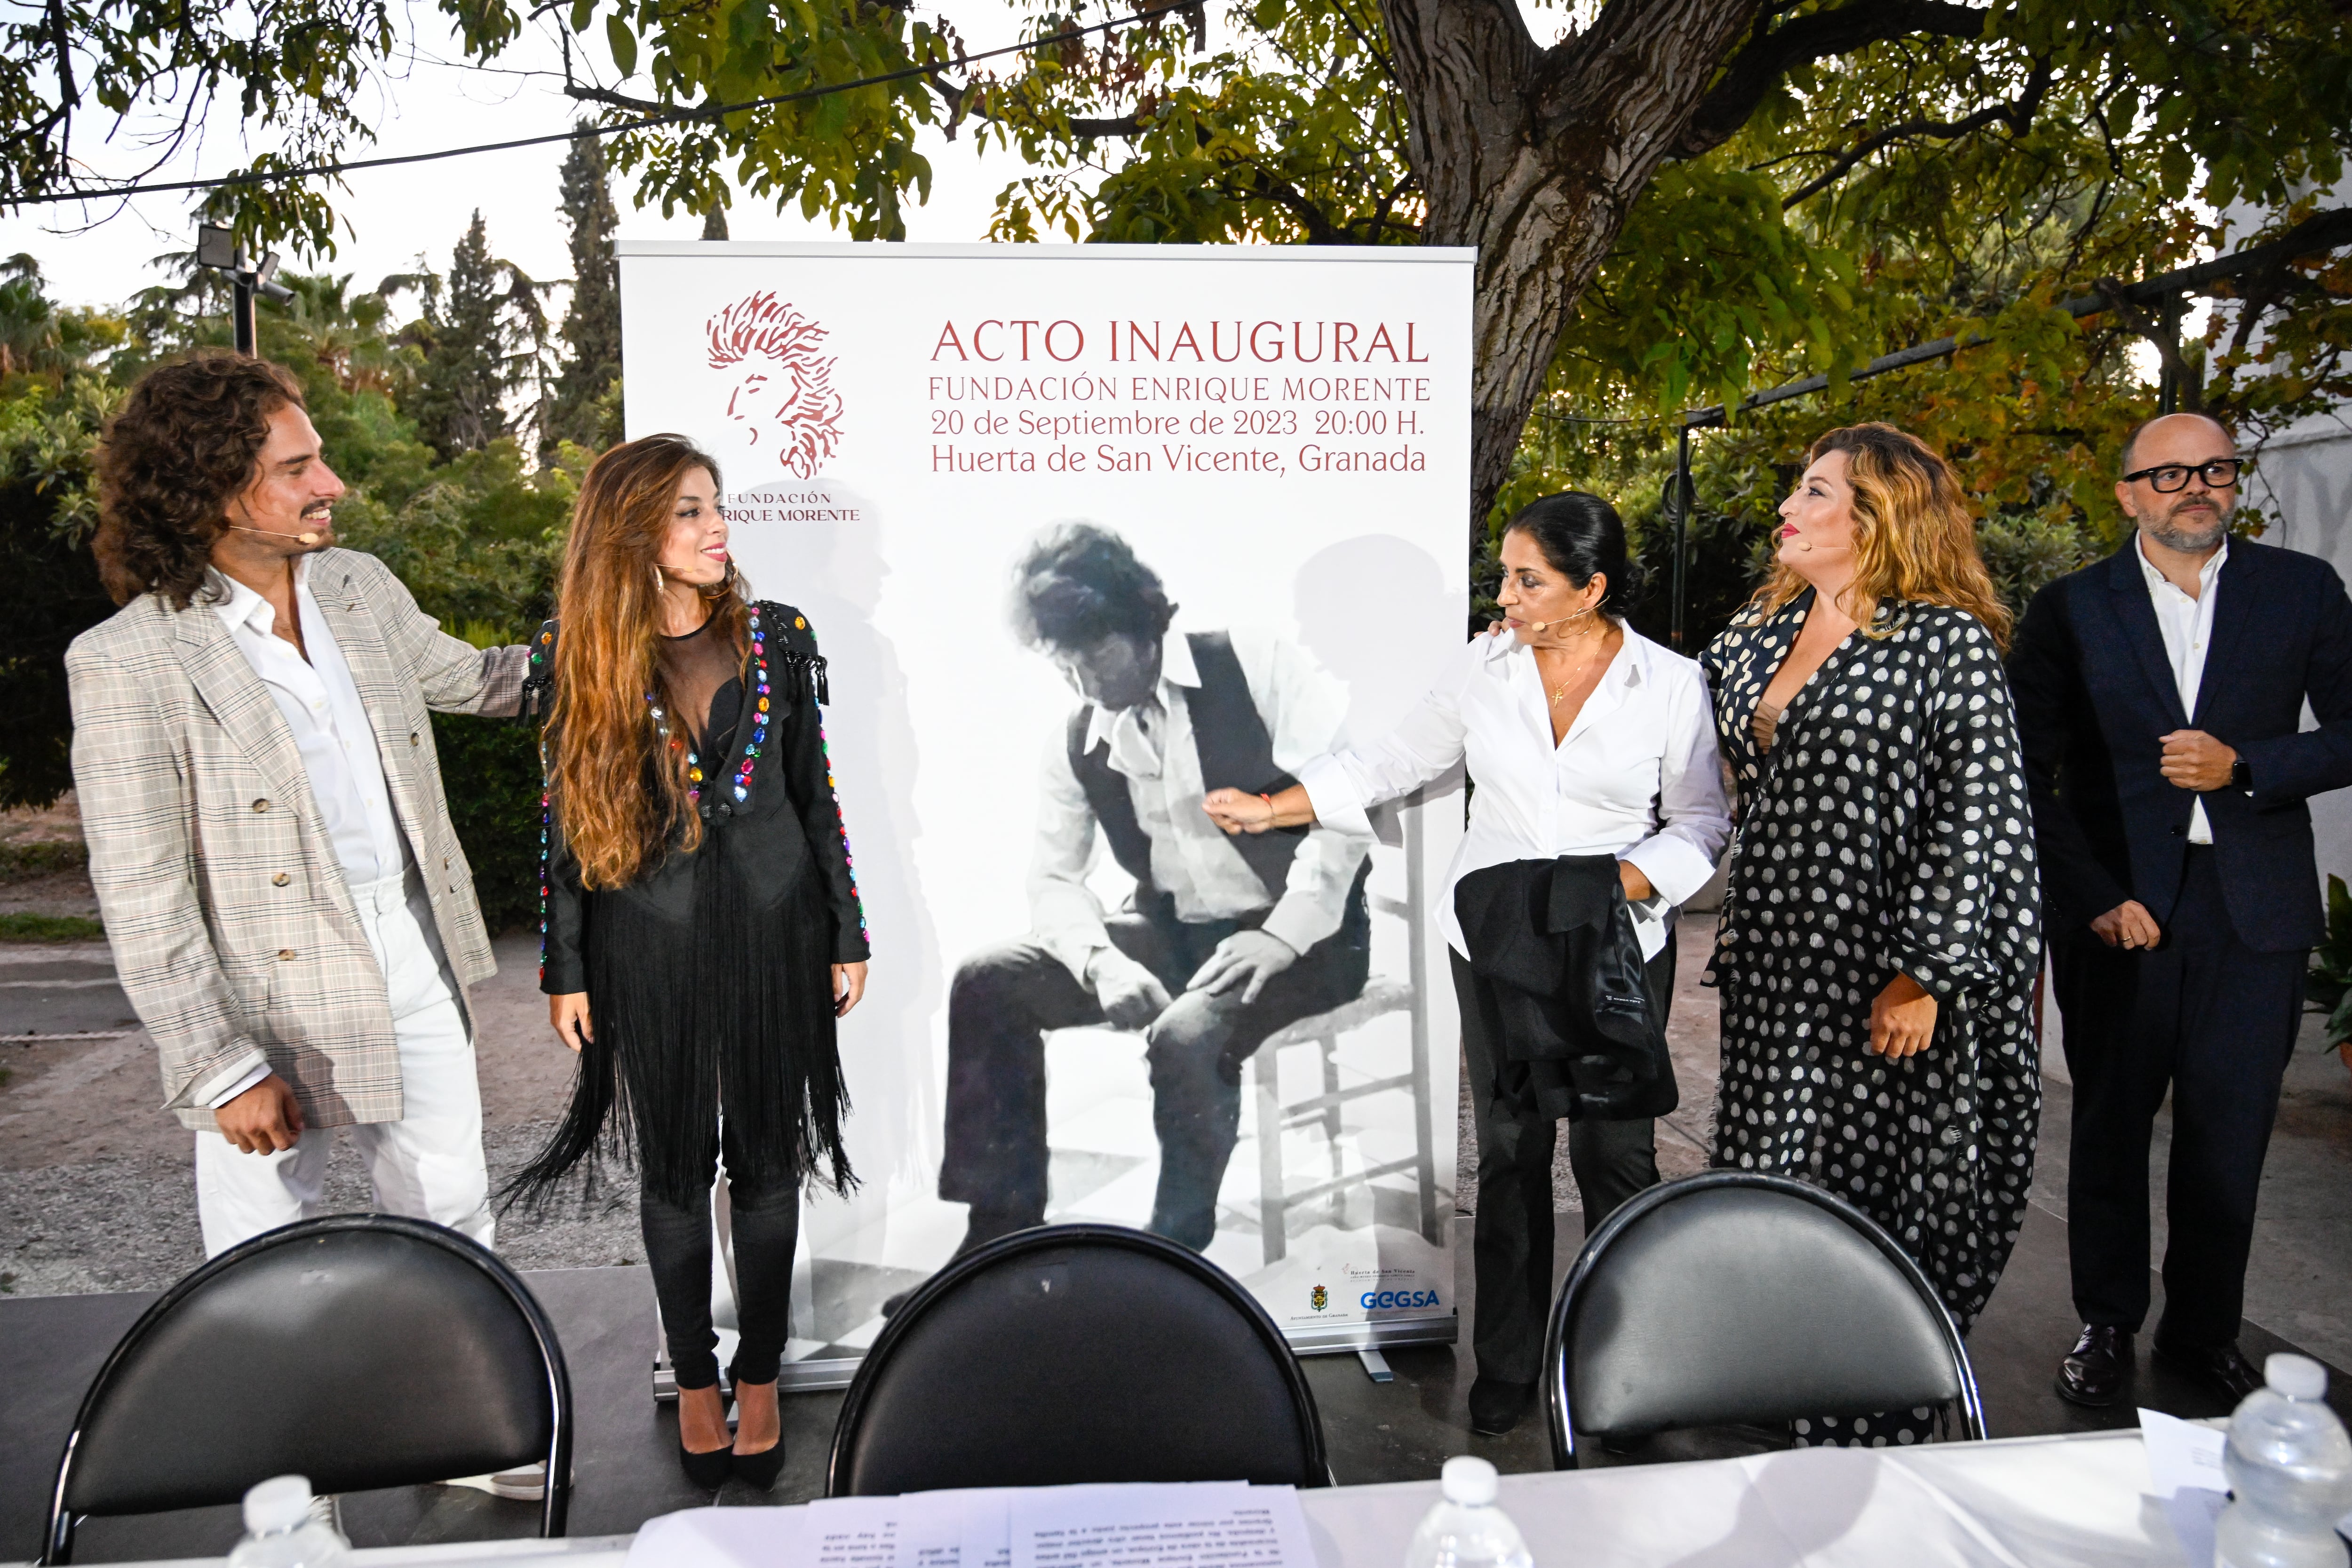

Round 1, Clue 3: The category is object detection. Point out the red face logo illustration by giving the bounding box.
[707,291,843,478]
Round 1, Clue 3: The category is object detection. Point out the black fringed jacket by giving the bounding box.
[524,600,870,995]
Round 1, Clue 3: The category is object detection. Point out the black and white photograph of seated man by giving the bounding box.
[935,522,1377,1257]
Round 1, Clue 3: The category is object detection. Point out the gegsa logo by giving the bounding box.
[1360,1289,1443,1310]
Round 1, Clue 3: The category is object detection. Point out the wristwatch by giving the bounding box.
[2230,755,2253,795]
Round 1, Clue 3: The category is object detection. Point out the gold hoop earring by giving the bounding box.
[651,563,666,598]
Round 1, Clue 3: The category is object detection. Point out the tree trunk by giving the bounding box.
[1380,0,1763,547]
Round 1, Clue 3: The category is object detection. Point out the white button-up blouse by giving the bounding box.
[1295,626,1733,961]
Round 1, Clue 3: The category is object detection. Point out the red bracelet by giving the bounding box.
[1261,792,1276,826]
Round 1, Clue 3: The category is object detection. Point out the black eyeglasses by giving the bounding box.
[2122,457,2249,493]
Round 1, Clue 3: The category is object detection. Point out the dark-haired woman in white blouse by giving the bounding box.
[1206,490,1730,1437]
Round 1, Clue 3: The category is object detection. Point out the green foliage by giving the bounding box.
[331,438,573,641]
[976,1,1411,247]
[0,375,118,809]
[548,131,624,456]
[432,712,548,936]
[0,839,87,877]
[536,0,960,239]
[405,212,545,461]
[0,912,104,942]
[0,0,426,253]
[956,0,2350,605]
[0,240,572,930]
[2306,875,2352,1049]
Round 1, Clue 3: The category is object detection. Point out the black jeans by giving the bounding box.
[1454,931,1676,1385]
[640,1115,801,1390]
[939,905,1368,1250]
[2054,845,2306,1348]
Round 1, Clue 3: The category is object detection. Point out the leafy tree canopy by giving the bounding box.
[0,242,573,824]
[10,0,2352,642]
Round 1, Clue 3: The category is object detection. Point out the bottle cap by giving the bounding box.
[243,1475,314,1534]
[2267,1353,2328,1401]
[1441,1455,1498,1506]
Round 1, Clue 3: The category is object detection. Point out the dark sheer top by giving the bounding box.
[657,612,744,759]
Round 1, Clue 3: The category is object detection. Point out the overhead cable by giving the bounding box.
[9,1,1194,208]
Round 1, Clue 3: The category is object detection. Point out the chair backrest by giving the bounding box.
[45,1215,571,1562]
[1543,1171,1984,1466]
[828,1225,1327,1496]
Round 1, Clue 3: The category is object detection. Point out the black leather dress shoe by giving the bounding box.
[674,1381,736,1490]
[2055,1324,2132,1407]
[731,1435,786,1491]
[1468,1377,1535,1435]
[2154,1339,2265,1406]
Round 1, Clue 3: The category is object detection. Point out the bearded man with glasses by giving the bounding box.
[2010,412,2352,1409]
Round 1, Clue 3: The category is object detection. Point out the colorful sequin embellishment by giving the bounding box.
[645,604,771,808]
[816,714,869,945]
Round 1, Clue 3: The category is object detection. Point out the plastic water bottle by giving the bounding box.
[226,1477,349,1568]
[2215,1354,2352,1568]
[1404,1457,1533,1568]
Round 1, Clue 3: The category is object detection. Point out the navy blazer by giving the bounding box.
[2008,537,2352,952]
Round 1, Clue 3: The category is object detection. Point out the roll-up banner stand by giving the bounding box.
[618,241,1472,1387]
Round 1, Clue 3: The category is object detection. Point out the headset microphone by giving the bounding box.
[227,523,323,546]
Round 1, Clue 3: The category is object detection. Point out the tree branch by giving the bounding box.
[1673,0,1988,159]
[1066,111,1152,137]
[1780,55,2049,207]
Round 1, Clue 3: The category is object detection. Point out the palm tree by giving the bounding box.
[0,256,57,378]
[270,271,417,396]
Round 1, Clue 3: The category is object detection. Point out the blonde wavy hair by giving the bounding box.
[1748,422,2011,650]
[548,434,750,890]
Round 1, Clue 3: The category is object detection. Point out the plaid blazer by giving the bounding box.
[66,550,530,1130]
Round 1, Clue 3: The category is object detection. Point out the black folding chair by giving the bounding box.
[43,1215,572,1562]
[1543,1171,1985,1467]
[827,1224,1327,1495]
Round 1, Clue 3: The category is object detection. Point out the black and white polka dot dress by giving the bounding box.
[1701,592,2042,1438]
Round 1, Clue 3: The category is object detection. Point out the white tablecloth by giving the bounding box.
[101,1429,2188,1568]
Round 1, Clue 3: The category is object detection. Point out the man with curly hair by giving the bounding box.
[68,352,532,1268]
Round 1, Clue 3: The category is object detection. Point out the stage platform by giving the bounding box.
[6,1204,2349,1565]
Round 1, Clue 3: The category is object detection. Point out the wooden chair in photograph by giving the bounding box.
[1248,804,1441,1264]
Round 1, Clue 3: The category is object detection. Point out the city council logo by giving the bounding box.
[706,292,843,479]
[1310,1284,1328,1313]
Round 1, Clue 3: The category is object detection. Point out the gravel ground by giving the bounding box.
[0,1122,643,1296]
[0,781,1724,1298]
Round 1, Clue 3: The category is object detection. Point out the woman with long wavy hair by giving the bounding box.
[509,433,868,1490]
[1701,422,2042,1446]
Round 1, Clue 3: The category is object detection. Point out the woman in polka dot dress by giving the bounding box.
[1700,422,2041,1446]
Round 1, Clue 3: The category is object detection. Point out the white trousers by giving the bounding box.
[195,869,494,1257]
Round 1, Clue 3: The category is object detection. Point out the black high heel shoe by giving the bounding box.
[675,1379,736,1490]
[728,1360,786,1491]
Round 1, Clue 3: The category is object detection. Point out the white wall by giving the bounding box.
[2247,412,2352,890]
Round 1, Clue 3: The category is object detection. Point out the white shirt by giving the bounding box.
[2136,533,2227,845]
[1030,628,1374,981]
[1296,627,1732,960]
[203,561,414,1109]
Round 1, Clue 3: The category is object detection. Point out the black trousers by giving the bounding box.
[1454,932,1676,1386]
[2052,845,2306,1349]
[640,1115,801,1390]
[939,905,1368,1250]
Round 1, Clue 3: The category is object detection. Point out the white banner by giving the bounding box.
[619,241,1471,1360]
